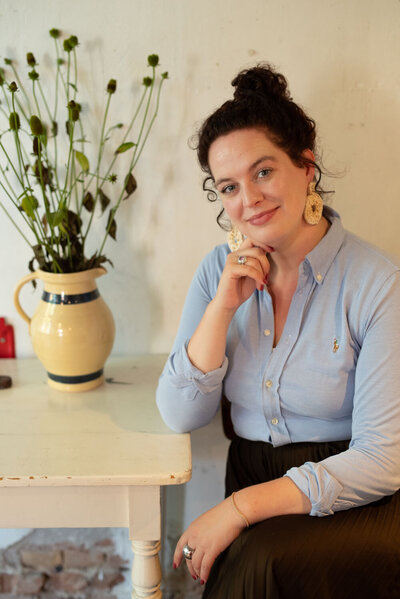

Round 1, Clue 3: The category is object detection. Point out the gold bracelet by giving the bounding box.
[230,492,250,528]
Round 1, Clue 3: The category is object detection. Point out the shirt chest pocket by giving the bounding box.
[279,335,357,420]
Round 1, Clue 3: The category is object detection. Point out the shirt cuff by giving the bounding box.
[284,462,344,517]
[168,341,228,399]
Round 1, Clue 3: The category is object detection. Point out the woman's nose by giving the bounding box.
[242,183,262,207]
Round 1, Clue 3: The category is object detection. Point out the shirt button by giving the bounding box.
[263,329,271,336]
[265,379,272,388]
[316,273,323,282]
[271,418,279,425]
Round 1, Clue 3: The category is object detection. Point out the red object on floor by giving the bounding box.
[0,317,15,358]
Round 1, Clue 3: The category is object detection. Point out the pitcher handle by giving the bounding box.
[13,272,39,325]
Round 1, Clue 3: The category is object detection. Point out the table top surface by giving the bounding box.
[0,355,191,488]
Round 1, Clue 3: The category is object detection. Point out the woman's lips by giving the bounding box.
[247,207,278,226]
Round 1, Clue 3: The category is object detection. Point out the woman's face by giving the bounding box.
[208,127,315,252]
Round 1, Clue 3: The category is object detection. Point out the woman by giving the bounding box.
[156,64,400,598]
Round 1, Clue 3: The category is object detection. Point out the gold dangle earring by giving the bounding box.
[227,225,245,252]
[303,182,323,225]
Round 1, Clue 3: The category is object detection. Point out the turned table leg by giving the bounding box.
[129,486,162,599]
[131,540,162,598]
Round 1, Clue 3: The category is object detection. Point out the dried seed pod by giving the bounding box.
[147,54,159,67]
[26,52,36,67]
[30,115,43,136]
[63,39,73,52]
[107,79,117,94]
[9,111,20,130]
[69,35,79,48]
[32,136,41,155]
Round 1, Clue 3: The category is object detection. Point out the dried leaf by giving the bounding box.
[41,213,48,235]
[28,257,37,287]
[98,189,110,214]
[83,191,94,212]
[32,160,53,188]
[65,210,82,236]
[106,210,117,240]
[124,173,137,197]
[33,244,46,269]
[21,195,39,219]
[115,142,136,154]
[75,150,89,172]
[47,208,66,228]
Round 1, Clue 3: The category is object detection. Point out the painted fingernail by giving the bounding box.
[200,579,205,585]
[193,575,198,580]
[173,563,177,570]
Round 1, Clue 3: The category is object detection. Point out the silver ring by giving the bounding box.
[237,255,247,265]
[182,544,195,560]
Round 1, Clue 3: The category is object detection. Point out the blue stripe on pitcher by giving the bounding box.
[42,289,100,304]
[47,369,104,384]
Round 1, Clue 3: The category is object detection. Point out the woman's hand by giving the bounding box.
[173,497,246,584]
[214,238,271,312]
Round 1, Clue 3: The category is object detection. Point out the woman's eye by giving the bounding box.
[257,168,271,179]
[220,184,236,194]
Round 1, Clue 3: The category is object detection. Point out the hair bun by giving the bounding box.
[232,64,291,102]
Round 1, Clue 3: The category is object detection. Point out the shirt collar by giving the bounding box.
[303,206,345,285]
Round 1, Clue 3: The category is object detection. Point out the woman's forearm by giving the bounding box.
[234,477,311,524]
[187,298,236,373]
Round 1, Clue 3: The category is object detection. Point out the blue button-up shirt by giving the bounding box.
[156,207,400,516]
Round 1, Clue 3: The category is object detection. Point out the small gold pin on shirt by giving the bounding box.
[333,338,339,353]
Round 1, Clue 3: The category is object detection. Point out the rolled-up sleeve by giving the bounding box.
[156,246,229,433]
[285,271,400,515]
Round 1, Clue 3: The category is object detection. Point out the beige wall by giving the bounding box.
[1,0,399,358]
[1,0,399,581]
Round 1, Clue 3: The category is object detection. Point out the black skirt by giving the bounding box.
[202,437,400,599]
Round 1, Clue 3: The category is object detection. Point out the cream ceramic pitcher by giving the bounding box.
[14,267,115,392]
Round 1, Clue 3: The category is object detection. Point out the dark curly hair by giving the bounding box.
[194,63,328,229]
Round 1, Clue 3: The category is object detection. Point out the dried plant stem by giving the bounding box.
[129,67,156,170]
[0,197,32,246]
[98,85,148,190]
[132,77,165,170]
[82,92,112,242]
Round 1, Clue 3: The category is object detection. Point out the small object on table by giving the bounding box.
[0,375,12,389]
[0,317,15,358]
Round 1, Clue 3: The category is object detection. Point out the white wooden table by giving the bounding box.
[0,356,191,599]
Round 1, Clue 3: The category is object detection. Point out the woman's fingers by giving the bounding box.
[238,235,274,254]
[228,254,269,289]
[173,539,206,581]
[173,537,202,577]
[173,536,186,569]
[186,556,198,580]
[231,247,270,277]
[191,546,205,579]
[199,551,217,585]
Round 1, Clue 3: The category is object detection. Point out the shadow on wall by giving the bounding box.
[311,59,400,254]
